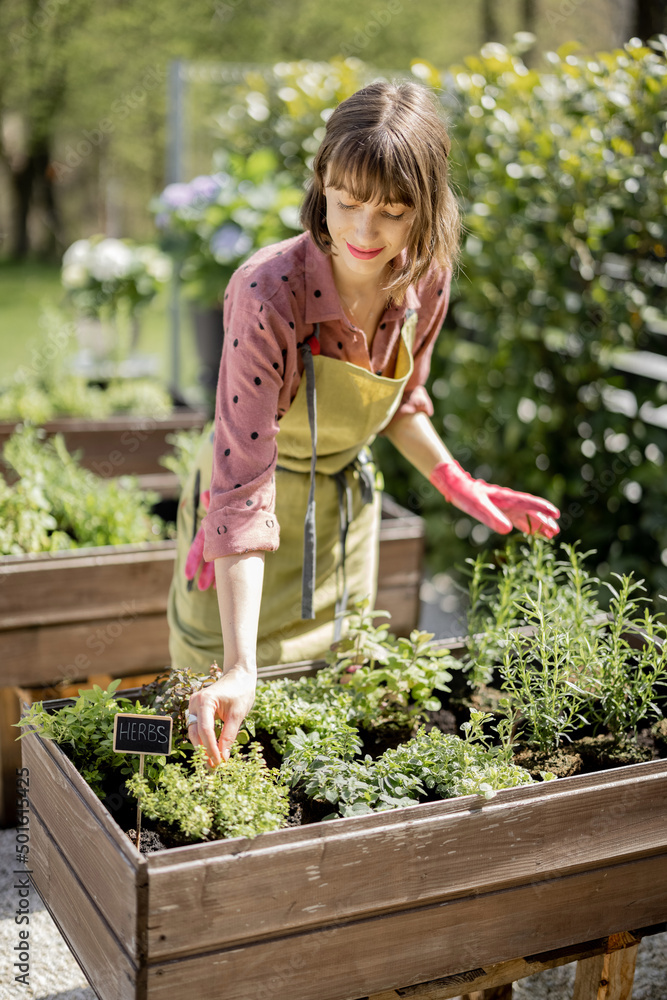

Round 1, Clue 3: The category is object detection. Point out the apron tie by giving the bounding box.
[300,338,318,621]
[297,331,375,628]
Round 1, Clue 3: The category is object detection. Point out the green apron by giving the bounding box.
[167,309,418,672]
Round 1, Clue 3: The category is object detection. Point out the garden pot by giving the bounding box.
[19,673,667,1000]
[0,494,424,826]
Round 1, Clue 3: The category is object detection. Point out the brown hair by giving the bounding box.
[300,80,461,304]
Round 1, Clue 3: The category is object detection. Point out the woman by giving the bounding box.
[169,80,560,766]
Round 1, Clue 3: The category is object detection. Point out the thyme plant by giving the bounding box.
[127,744,290,843]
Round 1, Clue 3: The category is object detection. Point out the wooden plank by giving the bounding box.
[144,853,667,1000]
[135,472,181,498]
[377,582,422,635]
[145,762,667,958]
[1,612,170,685]
[365,933,633,999]
[0,410,207,479]
[28,807,142,1000]
[377,537,424,581]
[0,542,176,630]
[21,720,146,876]
[144,758,667,872]
[573,933,639,1000]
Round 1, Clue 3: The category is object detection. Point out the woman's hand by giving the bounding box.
[430,459,560,537]
[186,665,257,767]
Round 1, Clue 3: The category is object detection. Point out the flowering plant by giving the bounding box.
[150,148,303,307]
[61,237,172,320]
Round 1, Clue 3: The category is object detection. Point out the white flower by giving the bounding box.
[89,238,135,281]
[61,263,89,289]
[62,239,92,268]
[134,245,173,282]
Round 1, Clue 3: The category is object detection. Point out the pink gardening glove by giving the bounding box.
[430,459,560,538]
[184,489,217,591]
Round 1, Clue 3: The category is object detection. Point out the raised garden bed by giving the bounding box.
[16,539,667,998]
[20,671,667,1000]
[0,409,207,497]
[0,495,424,826]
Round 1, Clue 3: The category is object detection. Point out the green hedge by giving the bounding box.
[375,37,667,600]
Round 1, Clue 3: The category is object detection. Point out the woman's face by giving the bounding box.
[323,175,416,283]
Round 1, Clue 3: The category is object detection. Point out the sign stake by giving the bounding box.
[112,712,173,854]
[136,754,145,851]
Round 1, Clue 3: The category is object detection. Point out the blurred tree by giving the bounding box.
[482,0,501,41]
[0,0,95,259]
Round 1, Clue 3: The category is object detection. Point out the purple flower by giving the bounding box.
[210,223,253,263]
[160,183,195,209]
[154,212,170,230]
[190,175,222,203]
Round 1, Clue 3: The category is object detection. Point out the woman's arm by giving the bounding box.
[383,410,453,479]
[385,411,560,537]
[187,551,265,766]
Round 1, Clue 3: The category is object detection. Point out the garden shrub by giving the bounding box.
[375,37,667,601]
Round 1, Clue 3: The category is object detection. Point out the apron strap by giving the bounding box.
[298,329,376,627]
[300,336,318,620]
[332,469,354,641]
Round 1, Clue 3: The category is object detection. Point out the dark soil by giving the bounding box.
[513,747,584,779]
[359,722,416,757]
[424,706,459,736]
[570,733,654,770]
[126,827,169,854]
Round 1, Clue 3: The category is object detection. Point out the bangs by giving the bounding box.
[324,133,417,209]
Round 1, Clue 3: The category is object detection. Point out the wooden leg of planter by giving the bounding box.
[572,932,639,1000]
[0,686,27,828]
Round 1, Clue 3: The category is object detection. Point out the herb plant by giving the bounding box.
[1,426,169,554]
[587,575,667,739]
[464,537,600,687]
[246,675,354,754]
[280,711,536,819]
[497,591,592,752]
[326,599,456,732]
[465,535,667,752]
[127,743,290,843]
[15,680,178,798]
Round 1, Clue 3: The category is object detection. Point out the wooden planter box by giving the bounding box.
[21,672,667,1000]
[0,494,423,686]
[0,495,424,825]
[0,409,208,498]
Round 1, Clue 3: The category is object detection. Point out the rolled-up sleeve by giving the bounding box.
[202,273,290,560]
[387,266,452,425]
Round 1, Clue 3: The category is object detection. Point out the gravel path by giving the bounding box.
[0,576,665,1000]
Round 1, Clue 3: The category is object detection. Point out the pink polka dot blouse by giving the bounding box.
[201,230,452,561]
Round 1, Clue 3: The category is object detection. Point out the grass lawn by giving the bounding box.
[0,259,202,400]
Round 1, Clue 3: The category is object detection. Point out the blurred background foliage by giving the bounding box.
[1,0,666,600]
[373,37,667,601]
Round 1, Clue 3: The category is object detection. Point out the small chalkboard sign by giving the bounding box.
[113,713,173,756]
[112,713,173,851]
